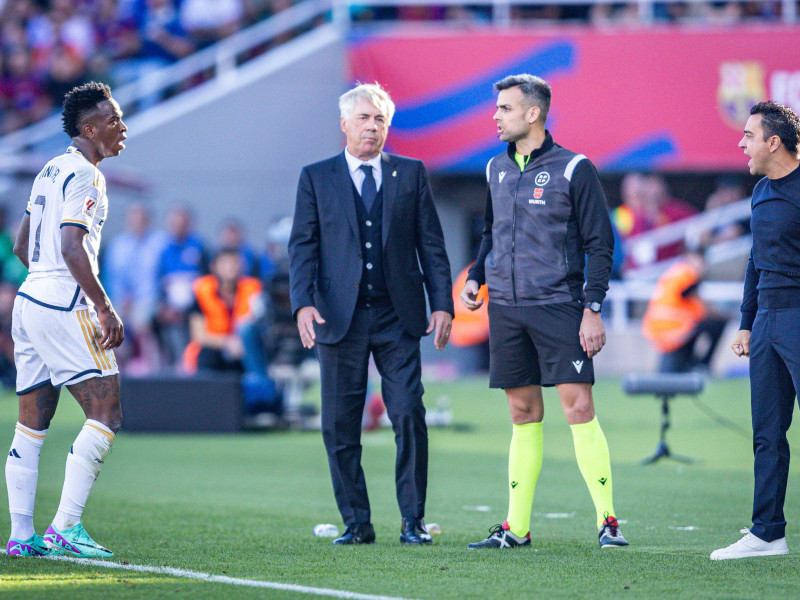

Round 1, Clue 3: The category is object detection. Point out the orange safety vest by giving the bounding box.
[449,264,490,347]
[641,262,707,353]
[183,274,263,371]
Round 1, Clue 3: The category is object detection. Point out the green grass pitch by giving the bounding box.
[1,376,800,599]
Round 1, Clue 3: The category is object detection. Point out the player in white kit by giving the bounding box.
[5,82,127,558]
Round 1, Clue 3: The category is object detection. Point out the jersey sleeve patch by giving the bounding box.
[80,187,100,220]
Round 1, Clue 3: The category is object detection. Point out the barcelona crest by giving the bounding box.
[717,61,766,129]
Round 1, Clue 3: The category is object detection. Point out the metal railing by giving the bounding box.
[601,197,753,330]
[606,279,743,332]
[621,197,751,279]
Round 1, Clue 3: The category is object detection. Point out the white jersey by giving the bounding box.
[18,146,108,310]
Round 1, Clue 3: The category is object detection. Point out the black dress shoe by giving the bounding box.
[332,522,375,545]
[400,517,432,545]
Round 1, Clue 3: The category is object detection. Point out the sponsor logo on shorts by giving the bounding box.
[572,360,584,373]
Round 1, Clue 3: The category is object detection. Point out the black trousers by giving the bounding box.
[196,347,243,372]
[315,300,427,526]
[750,308,800,542]
[659,317,727,373]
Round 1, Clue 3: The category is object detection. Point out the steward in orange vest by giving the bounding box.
[642,251,727,372]
[642,258,706,353]
[450,264,489,348]
[184,248,262,372]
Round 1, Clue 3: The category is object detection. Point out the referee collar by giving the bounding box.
[507,130,554,165]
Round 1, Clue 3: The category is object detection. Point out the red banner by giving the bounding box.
[347,25,800,172]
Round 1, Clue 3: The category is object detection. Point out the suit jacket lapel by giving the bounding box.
[381,152,397,248]
[333,152,359,242]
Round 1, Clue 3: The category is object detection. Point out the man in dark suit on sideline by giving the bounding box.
[288,83,454,545]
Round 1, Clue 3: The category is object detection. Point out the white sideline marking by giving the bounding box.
[536,512,576,520]
[0,549,415,600]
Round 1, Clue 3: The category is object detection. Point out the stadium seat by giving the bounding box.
[622,372,705,465]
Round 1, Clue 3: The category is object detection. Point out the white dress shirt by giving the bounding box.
[344,149,383,195]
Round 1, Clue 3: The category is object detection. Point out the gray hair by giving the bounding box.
[494,74,551,123]
[339,82,396,126]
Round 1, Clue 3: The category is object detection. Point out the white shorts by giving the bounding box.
[12,295,118,395]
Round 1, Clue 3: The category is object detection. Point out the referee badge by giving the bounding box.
[535,172,550,186]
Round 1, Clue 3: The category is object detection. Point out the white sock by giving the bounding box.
[52,420,114,531]
[6,422,47,540]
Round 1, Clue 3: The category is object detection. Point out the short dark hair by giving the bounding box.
[213,247,241,263]
[62,82,113,138]
[494,74,551,123]
[750,100,800,154]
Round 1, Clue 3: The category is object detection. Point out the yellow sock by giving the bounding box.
[506,421,543,537]
[570,417,615,529]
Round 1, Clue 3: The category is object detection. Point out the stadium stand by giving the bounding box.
[0,0,318,134]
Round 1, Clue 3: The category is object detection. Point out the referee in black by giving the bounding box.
[461,74,627,550]
[711,101,800,560]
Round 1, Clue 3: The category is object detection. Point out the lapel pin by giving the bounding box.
[392,171,397,177]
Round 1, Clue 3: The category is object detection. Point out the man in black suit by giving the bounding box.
[288,83,454,545]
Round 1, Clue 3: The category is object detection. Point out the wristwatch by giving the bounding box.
[584,301,602,313]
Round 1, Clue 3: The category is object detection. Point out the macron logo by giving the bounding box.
[572,360,584,373]
[499,171,506,183]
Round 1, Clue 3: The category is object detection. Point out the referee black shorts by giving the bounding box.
[488,300,594,389]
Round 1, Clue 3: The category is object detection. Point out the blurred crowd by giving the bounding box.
[351,0,788,24]
[103,205,301,375]
[610,172,748,277]
[0,202,306,415]
[0,0,297,134]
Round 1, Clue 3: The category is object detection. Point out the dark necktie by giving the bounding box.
[359,164,377,212]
